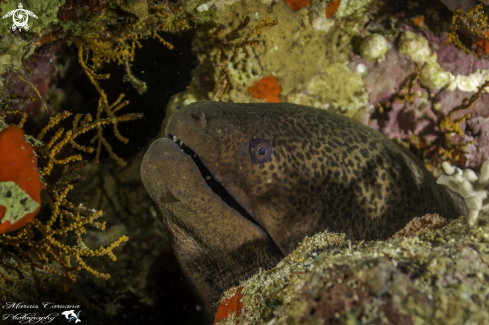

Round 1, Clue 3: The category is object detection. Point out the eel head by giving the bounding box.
[141,101,295,321]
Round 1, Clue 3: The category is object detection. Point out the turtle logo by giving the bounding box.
[2,3,38,32]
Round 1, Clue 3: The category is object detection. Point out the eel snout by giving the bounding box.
[141,137,199,204]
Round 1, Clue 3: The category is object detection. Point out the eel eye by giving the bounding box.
[250,139,272,163]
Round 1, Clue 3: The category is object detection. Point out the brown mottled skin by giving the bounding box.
[141,101,465,322]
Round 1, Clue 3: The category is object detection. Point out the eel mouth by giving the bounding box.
[166,133,261,228]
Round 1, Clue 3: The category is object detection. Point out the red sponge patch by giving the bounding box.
[0,126,44,233]
[214,286,244,324]
[284,0,311,11]
[248,75,282,103]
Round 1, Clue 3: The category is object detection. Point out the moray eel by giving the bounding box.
[141,101,465,321]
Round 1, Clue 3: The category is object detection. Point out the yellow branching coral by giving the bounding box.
[410,80,489,169]
[153,5,191,35]
[37,110,117,176]
[123,58,147,94]
[64,4,191,165]
[447,3,489,54]
[426,79,489,166]
[82,37,137,69]
[439,79,489,135]
[16,75,47,113]
[0,110,128,290]
[374,72,487,170]
[376,70,420,114]
[77,46,143,167]
[0,110,28,128]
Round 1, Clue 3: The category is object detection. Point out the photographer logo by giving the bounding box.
[62,310,82,323]
[2,3,38,32]
[2,302,83,324]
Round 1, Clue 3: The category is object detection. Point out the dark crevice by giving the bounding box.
[57,31,197,161]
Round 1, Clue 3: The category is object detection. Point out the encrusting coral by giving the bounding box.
[210,18,279,98]
[398,30,451,90]
[359,33,390,62]
[215,215,489,324]
[437,160,489,226]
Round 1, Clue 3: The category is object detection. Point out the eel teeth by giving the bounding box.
[172,135,186,148]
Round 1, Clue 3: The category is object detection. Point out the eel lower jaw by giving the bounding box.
[165,132,263,230]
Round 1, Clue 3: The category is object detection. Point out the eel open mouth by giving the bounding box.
[165,132,262,228]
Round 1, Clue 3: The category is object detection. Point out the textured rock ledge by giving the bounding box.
[216,216,489,324]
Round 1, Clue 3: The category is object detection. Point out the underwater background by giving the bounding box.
[1,0,489,324]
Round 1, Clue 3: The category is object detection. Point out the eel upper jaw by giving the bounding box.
[165,132,265,232]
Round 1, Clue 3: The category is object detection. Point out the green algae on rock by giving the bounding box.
[0,35,32,76]
[216,216,489,324]
[0,181,39,225]
[119,0,149,21]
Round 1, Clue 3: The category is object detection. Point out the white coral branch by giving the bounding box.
[437,161,489,226]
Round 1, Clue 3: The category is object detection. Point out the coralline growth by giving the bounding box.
[437,160,489,226]
[210,18,279,98]
[215,214,489,324]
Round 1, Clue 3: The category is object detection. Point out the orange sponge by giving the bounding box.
[284,0,311,11]
[413,15,425,26]
[474,31,489,57]
[0,126,44,233]
[248,75,282,103]
[213,286,243,324]
[326,0,341,18]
